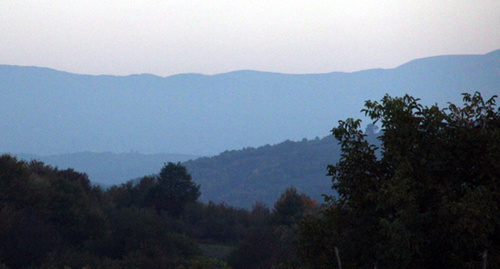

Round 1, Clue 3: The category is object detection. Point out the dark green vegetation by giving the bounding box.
[298,92,500,268]
[17,134,375,209]
[185,136,341,208]
[1,92,498,268]
[185,126,381,208]
[0,156,317,268]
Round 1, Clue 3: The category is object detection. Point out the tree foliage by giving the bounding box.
[1,154,317,268]
[0,156,107,268]
[185,136,341,208]
[299,92,500,268]
[0,157,203,268]
[152,162,201,216]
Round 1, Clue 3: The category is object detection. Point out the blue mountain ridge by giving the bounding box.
[1,49,498,156]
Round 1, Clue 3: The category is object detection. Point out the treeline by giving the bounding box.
[0,156,317,268]
[185,124,382,209]
[297,92,500,268]
[185,135,341,208]
[1,91,499,268]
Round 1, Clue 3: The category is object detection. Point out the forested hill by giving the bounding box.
[185,136,337,208]
[1,50,499,156]
[185,129,380,208]
[15,130,378,208]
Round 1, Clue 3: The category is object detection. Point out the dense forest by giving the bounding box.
[185,127,381,208]
[17,131,380,209]
[0,155,318,268]
[185,135,340,208]
[1,92,499,268]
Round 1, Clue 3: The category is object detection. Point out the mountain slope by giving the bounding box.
[184,128,382,208]
[184,136,339,208]
[1,50,498,156]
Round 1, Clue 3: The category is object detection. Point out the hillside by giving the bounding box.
[14,136,342,208]
[16,128,381,208]
[185,136,338,207]
[1,50,498,156]
[185,127,381,208]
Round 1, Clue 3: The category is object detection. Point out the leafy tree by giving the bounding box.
[226,226,277,269]
[226,188,318,268]
[182,201,250,243]
[148,162,201,216]
[3,155,315,268]
[96,206,200,267]
[0,207,62,268]
[298,92,500,268]
[273,187,317,226]
[0,155,109,268]
[271,187,318,267]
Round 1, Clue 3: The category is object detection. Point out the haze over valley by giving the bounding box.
[3,50,499,207]
[2,2,500,267]
[2,50,499,157]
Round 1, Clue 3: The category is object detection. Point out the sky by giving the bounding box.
[1,1,499,77]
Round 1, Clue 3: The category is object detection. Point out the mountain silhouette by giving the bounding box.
[1,50,498,156]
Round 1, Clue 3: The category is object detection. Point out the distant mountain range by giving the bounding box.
[1,50,499,156]
[2,50,499,207]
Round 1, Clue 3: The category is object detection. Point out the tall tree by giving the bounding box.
[273,187,317,226]
[148,162,200,216]
[298,92,500,268]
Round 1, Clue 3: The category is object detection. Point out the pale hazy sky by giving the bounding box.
[1,1,499,76]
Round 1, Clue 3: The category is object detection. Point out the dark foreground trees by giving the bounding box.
[3,91,497,268]
[148,162,201,216]
[0,158,203,268]
[0,155,318,268]
[298,92,500,268]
